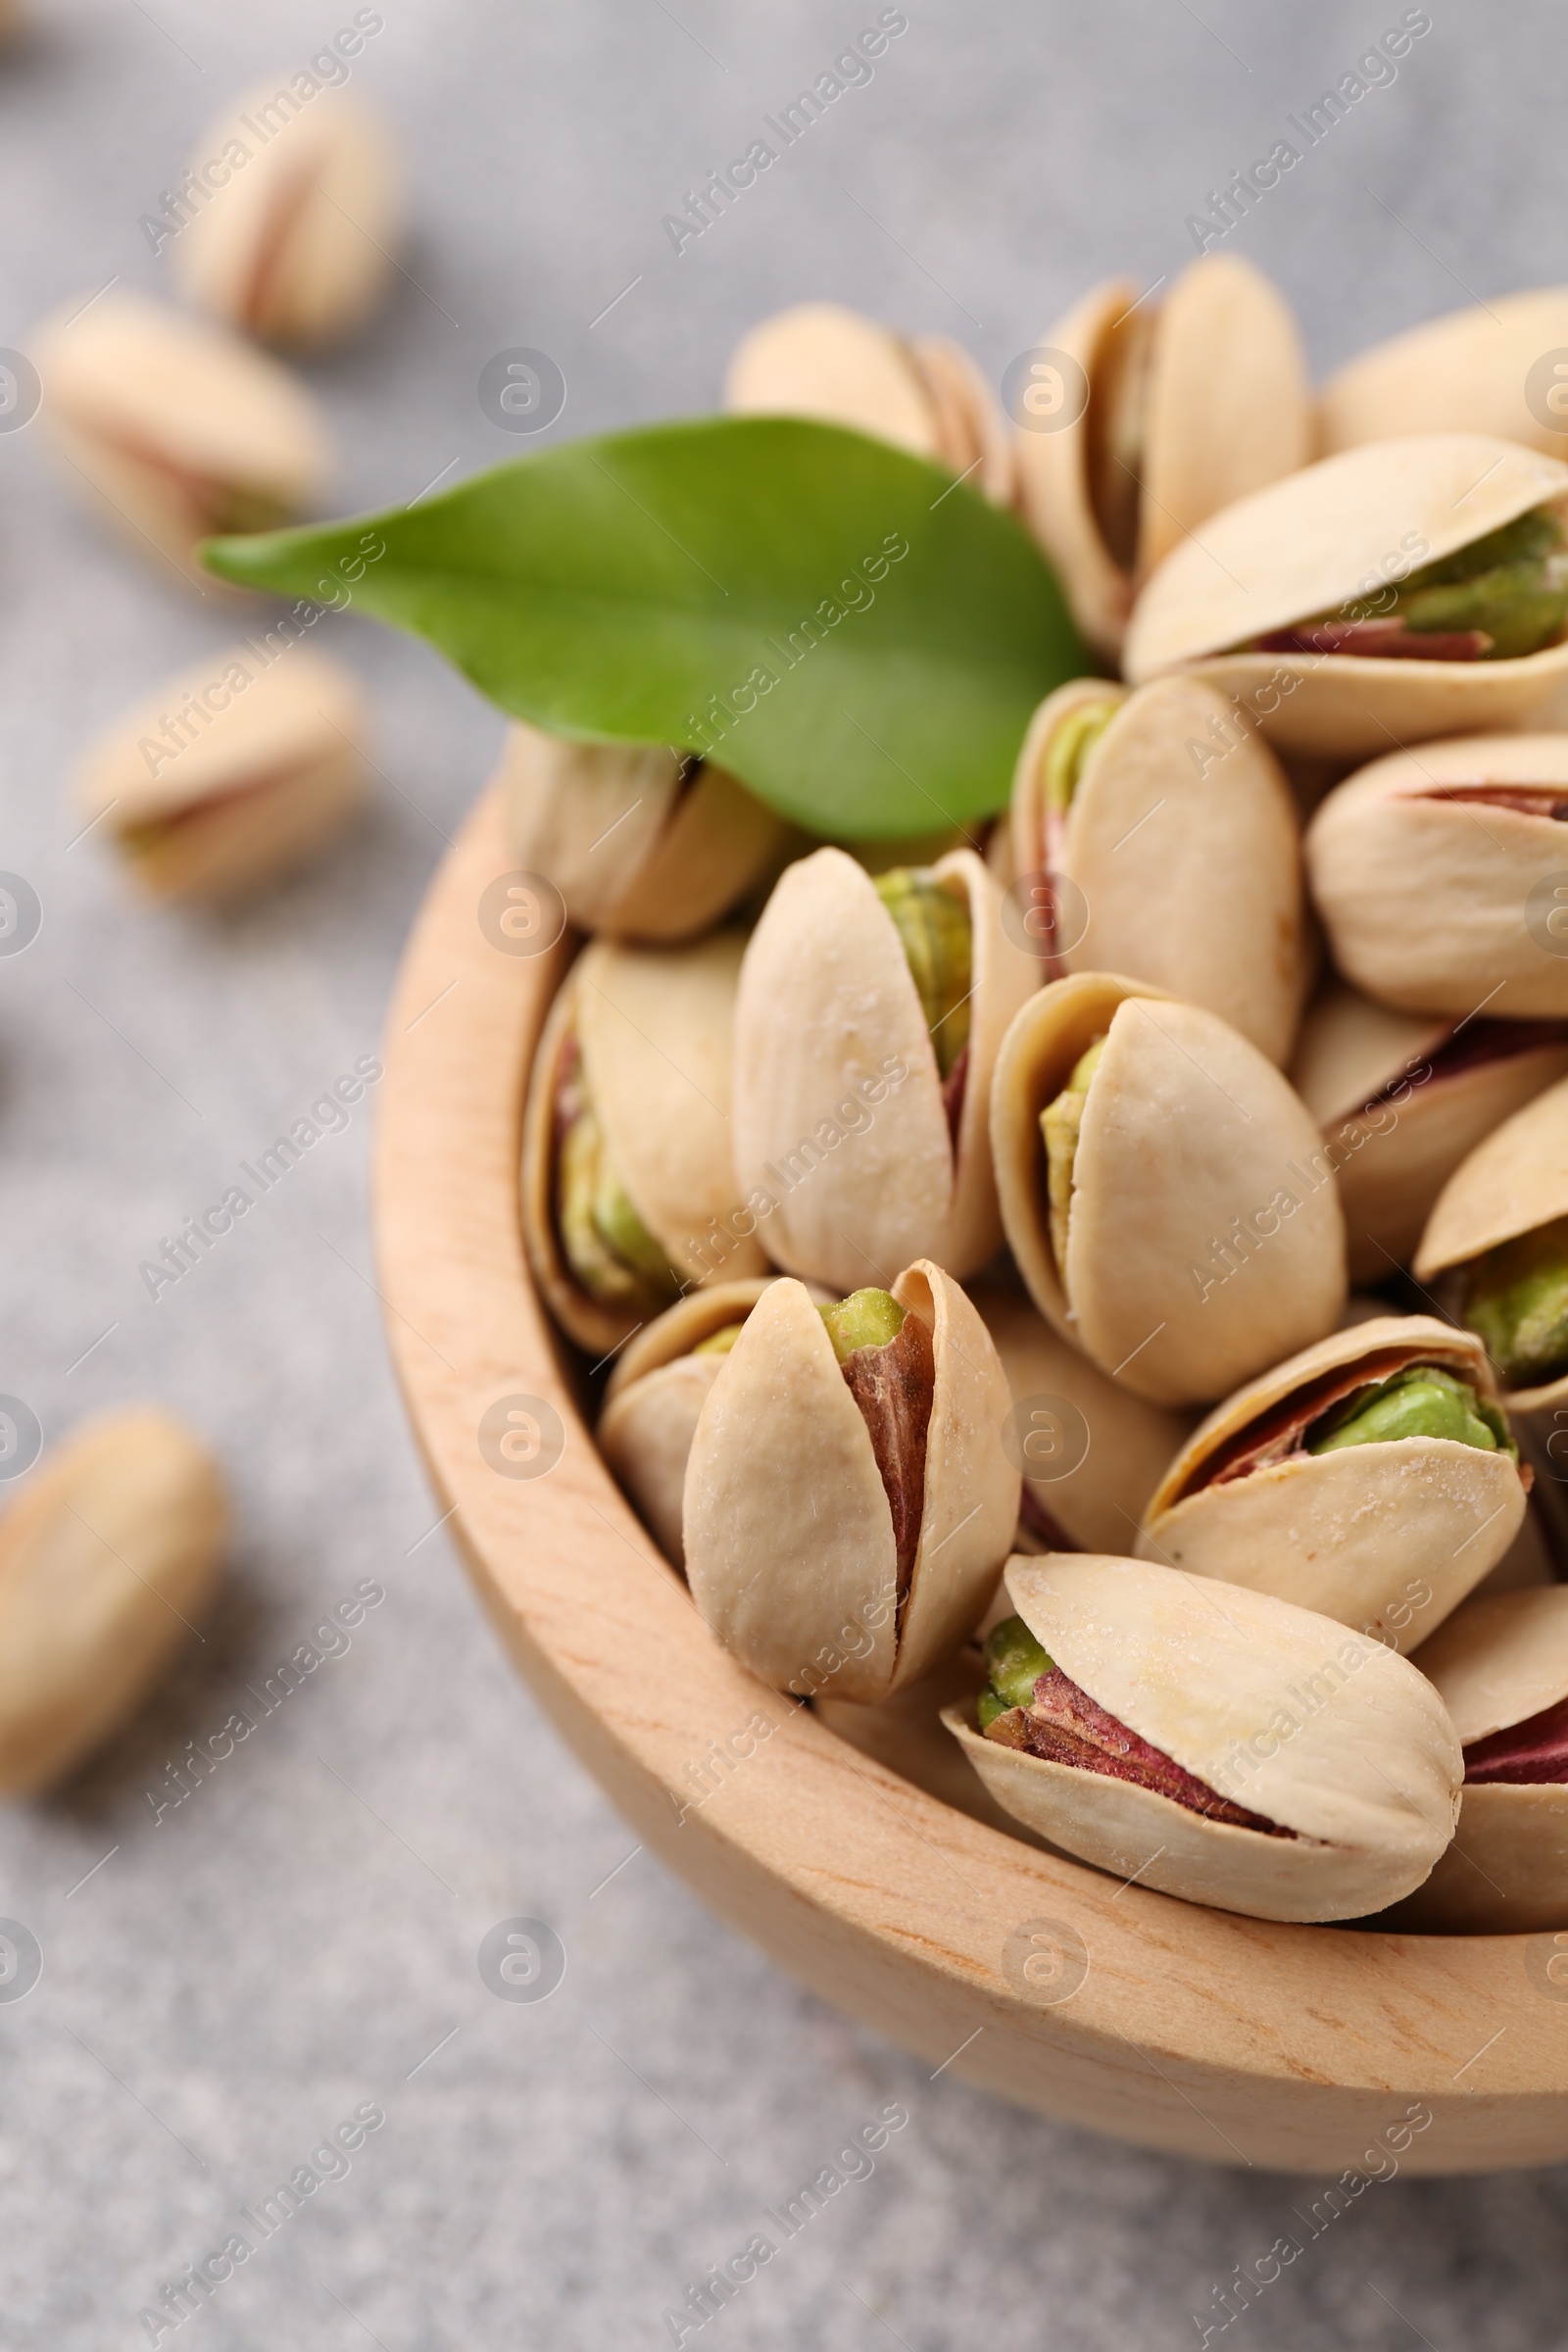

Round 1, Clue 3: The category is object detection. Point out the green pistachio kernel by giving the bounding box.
[1307,1362,1515,1457]
[557,1093,684,1315]
[692,1322,747,1357]
[118,818,172,859]
[1044,700,1121,817]
[875,868,973,1081]
[819,1288,906,1365]
[1390,507,1568,660]
[980,1614,1055,1728]
[205,486,291,537]
[1040,1035,1107,1276]
[1462,1214,1568,1388]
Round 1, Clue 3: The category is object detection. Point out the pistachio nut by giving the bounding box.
[1391,1587,1568,1931]
[32,291,328,590]
[1290,977,1568,1281]
[496,721,792,942]
[1014,255,1311,661]
[0,1409,227,1797]
[991,971,1347,1406]
[74,643,368,899]
[1137,1315,1527,1651]
[942,1553,1461,1921]
[1414,1074,1568,1410]
[1124,435,1568,762]
[1319,289,1568,460]
[1305,734,1568,1020]
[174,86,402,348]
[521,931,768,1356]
[732,846,1037,1290]
[598,1278,780,1568]
[683,1262,1018,1702]
[724,302,1014,504]
[1008,674,1307,1063]
[968,1277,1194,1554]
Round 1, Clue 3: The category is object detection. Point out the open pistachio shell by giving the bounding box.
[684,1262,1018,1702]
[497,722,793,943]
[520,933,768,1356]
[31,291,328,591]
[0,1410,228,1796]
[1138,1315,1526,1650]
[1319,290,1568,459]
[175,87,402,348]
[1306,734,1568,1018]
[723,303,1013,503]
[906,333,1016,507]
[968,1278,1193,1554]
[1014,256,1310,660]
[733,845,1037,1290]
[1414,1074,1568,1411]
[1125,436,1568,761]
[1290,979,1568,1282]
[1009,674,1306,1063]
[74,643,368,899]
[991,972,1346,1406]
[598,1280,779,1568]
[1389,1588,1568,1931]
[944,1553,1459,1920]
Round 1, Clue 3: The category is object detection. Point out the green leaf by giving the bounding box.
[204,416,1084,840]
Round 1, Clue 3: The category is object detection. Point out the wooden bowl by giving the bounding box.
[375,788,1568,2175]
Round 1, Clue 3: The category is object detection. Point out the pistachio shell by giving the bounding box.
[1014,256,1311,660]
[683,1262,1018,1702]
[1124,436,1568,760]
[175,87,402,348]
[1138,1315,1526,1649]
[1383,1782,1568,1932]
[1319,290,1568,459]
[0,1410,227,1796]
[726,302,940,454]
[991,972,1346,1405]
[74,643,368,899]
[1306,734,1568,1017]
[1413,1074,1568,1409]
[1416,1073,1568,1279]
[32,291,328,590]
[598,1279,778,1567]
[1013,275,1139,659]
[906,334,1016,505]
[1389,1588,1568,1930]
[520,934,767,1355]
[1140,254,1314,574]
[1010,675,1307,1063]
[968,1277,1193,1553]
[497,722,793,942]
[943,1553,1461,1921]
[1415,1585,1568,1742]
[723,304,1012,501]
[1291,978,1568,1281]
[733,845,1037,1288]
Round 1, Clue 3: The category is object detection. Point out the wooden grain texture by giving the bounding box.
[374,787,1568,2175]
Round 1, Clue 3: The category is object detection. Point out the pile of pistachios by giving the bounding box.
[38,71,402,901]
[0,68,402,1799]
[515,267,1568,1932]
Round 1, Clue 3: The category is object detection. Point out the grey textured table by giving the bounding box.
[2,2,1565,2344]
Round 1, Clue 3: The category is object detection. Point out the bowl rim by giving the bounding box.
[373,785,1568,2175]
